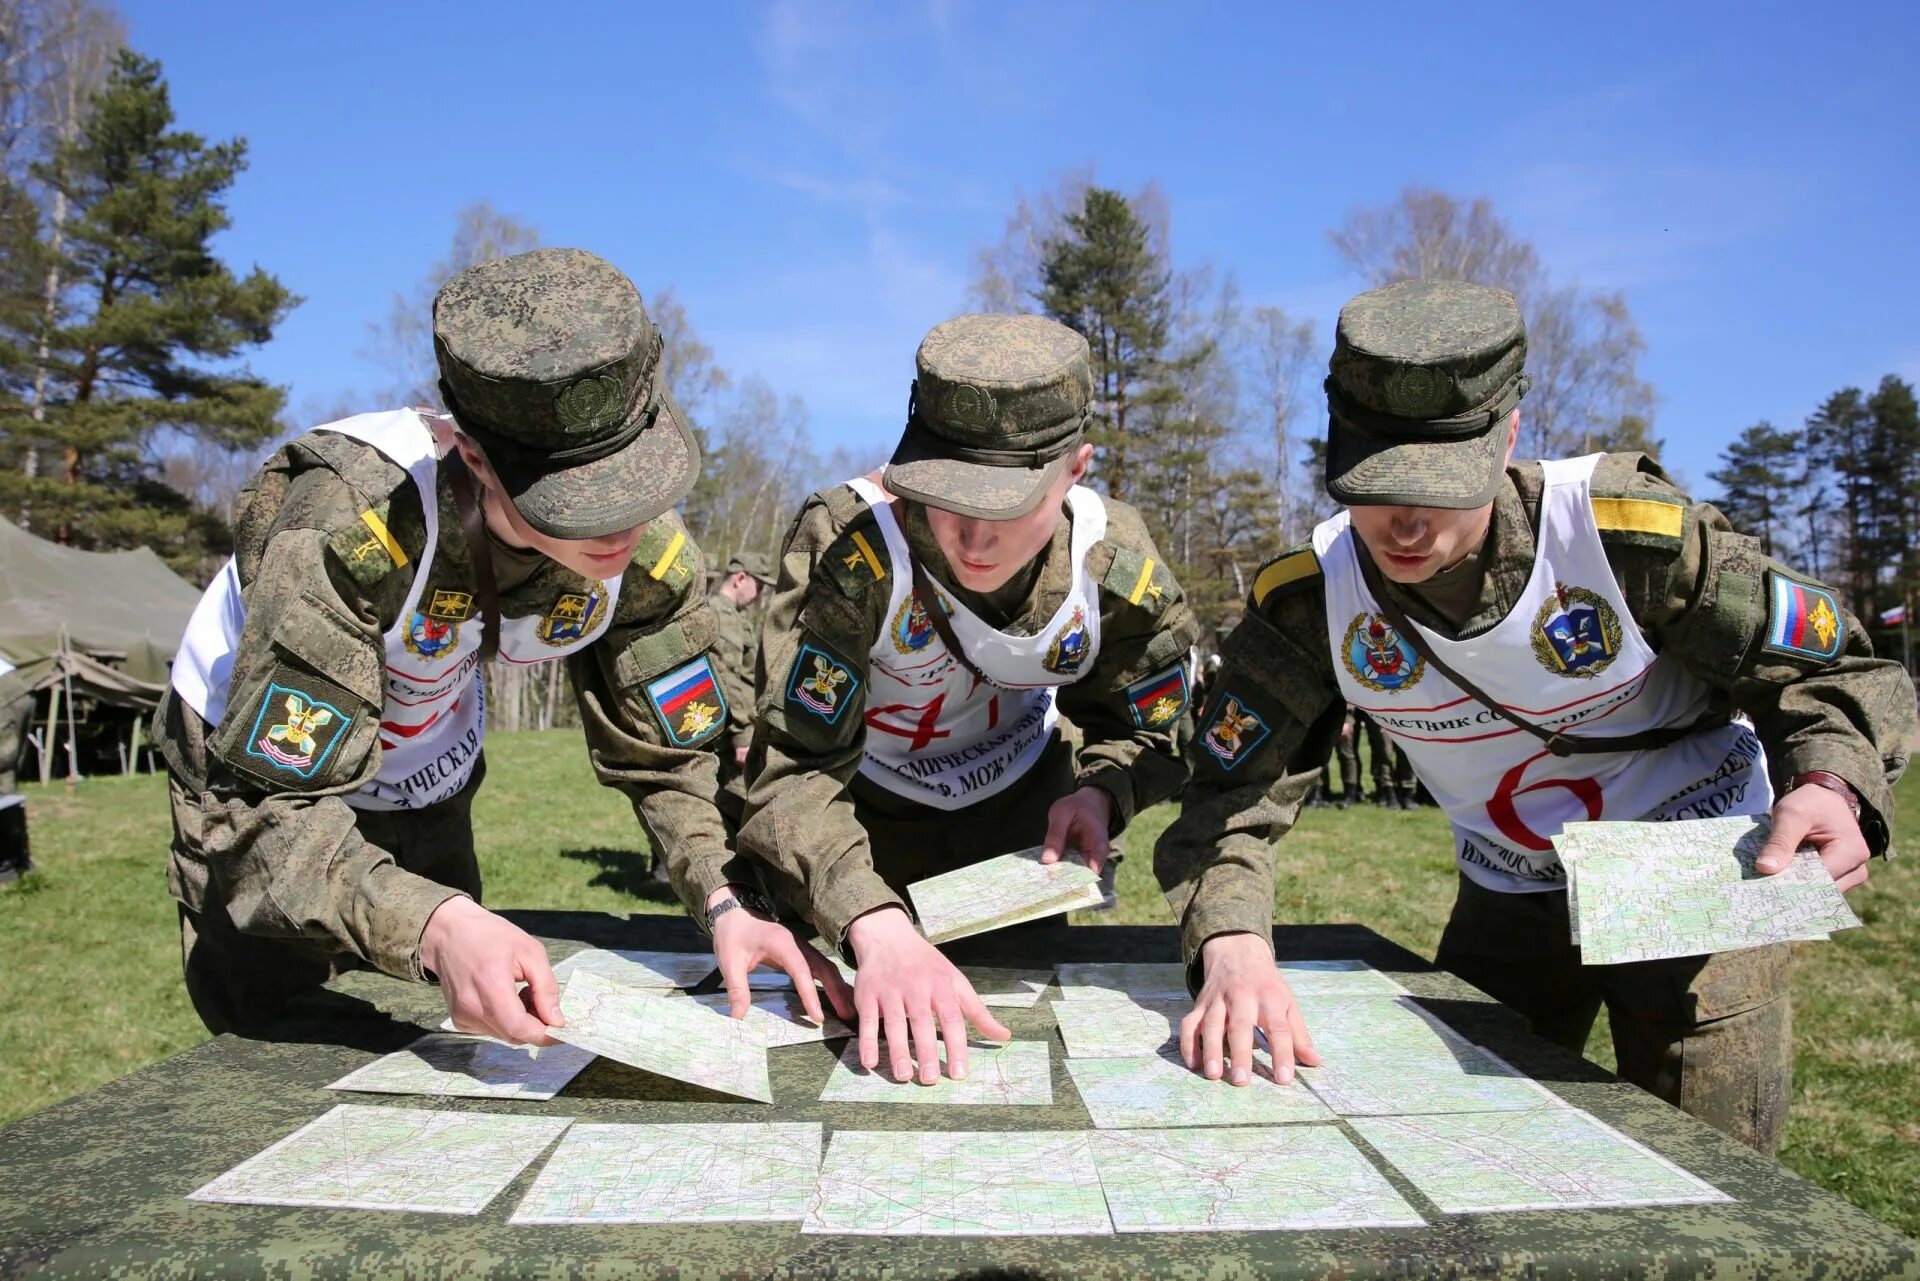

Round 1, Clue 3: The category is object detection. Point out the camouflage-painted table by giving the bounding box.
[1,913,1914,1279]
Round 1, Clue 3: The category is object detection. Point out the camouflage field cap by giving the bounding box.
[1324,279,1530,510]
[726,551,775,585]
[883,313,1093,520]
[433,247,700,540]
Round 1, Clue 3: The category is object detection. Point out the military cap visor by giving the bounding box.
[1325,405,1515,510]
[461,385,700,540]
[884,420,1079,521]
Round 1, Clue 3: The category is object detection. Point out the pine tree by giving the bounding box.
[1866,375,1920,617]
[1804,388,1874,615]
[1708,421,1799,558]
[1036,187,1170,504]
[6,49,295,565]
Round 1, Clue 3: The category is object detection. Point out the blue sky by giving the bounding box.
[125,0,1919,488]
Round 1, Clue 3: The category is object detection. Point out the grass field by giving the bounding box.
[3,727,1915,1234]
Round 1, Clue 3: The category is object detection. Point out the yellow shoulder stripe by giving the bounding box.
[849,530,886,581]
[648,529,688,580]
[357,509,407,567]
[1592,496,1684,539]
[1128,557,1157,606]
[1252,550,1318,606]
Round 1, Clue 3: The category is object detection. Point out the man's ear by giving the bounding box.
[452,430,489,475]
[1503,408,1520,465]
[1066,439,1095,485]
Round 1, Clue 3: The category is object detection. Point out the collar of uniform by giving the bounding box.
[900,499,1067,635]
[1379,463,1542,642]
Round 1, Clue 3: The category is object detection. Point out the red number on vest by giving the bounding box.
[865,696,952,753]
[1487,750,1603,852]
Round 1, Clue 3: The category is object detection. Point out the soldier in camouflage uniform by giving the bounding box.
[1157,280,1909,1152]
[707,551,776,833]
[159,248,847,1042]
[737,313,1202,1085]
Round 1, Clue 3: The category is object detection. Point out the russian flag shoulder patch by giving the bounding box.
[644,656,729,747]
[1762,573,1845,662]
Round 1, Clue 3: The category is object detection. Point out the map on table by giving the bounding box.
[188,1104,571,1215]
[1055,962,1189,1003]
[818,1039,1052,1106]
[1052,998,1183,1058]
[1276,958,1407,998]
[689,992,853,1047]
[1289,995,1559,1116]
[325,1032,594,1101]
[1092,1126,1424,1232]
[556,970,772,1103]
[805,1130,1110,1236]
[510,1122,822,1224]
[828,957,1055,1008]
[1350,1108,1730,1213]
[1555,815,1859,965]
[1064,1046,1333,1128]
[550,948,716,990]
[908,846,1107,943]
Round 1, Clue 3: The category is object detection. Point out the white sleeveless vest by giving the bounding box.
[1314,454,1771,893]
[171,410,621,812]
[844,476,1105,810]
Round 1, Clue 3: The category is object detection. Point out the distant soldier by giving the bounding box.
[737,313,1202,1085]
[0,657,31,794]
[158,249,845,1040]
[1157,279,1909,1152]
[708,551,776,831]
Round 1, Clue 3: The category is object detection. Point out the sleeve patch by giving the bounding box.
[1252,548,1321,608]
[787,640,861,725]
[1126,663,1190,729]
[223,669,362,789]
[643,656,728,747]
[1197,693,1271,770]
[1593,495,1684,548]
[1762,572,1845,661]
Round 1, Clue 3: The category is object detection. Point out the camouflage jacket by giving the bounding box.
[157,428,748,982]
[707,590,760,741]
[1156,453,1914,969]
[737,481,1202,946]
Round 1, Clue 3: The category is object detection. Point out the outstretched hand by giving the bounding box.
[1181,932,1321,1086]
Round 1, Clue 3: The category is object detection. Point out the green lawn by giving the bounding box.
[4,728,1916,1234]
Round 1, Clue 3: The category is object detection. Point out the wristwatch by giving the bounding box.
[705,886,774,930]
[1789,771,1863,822]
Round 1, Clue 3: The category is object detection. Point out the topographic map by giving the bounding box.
[909,847,1108,943]
[188,1104,571,1215]
[1054,962,1189,1003]
[818,1039,1053,1106]
[1065,1047,1333,1128]
[1350,1109,1730,1212]
[829,958,1056,1007]
[804,1130,1111,1235]
[688,992,853,1047]
[326,1032,594,1101]
[1556,816,1859,964]
[550,947,716,989]
[1051,998,1183,1058]
[1092,1126,1423,1232]
[1292,996,1561,1116]
[556,970,771,1103]
[510,1122,822,1224]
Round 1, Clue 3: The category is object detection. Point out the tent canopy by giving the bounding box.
[0,515,204,704]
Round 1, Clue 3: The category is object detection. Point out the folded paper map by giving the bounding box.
[908,845,1108,943]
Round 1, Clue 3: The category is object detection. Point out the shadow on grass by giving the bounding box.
[559,846,681,905]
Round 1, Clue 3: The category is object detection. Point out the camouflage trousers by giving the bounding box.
[1333,708,1414,794]
[849,733,1085,899]
[1435,873,1792,1153]
[169,764,485,1036]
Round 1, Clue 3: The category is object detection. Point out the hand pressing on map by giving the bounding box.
[1183,933,1321,1087]
[420,896,563,1047]
[1756,781,1871,892]
[846,905,1011,1084]
[709,888,855,1025]
[1036,785,1113,876]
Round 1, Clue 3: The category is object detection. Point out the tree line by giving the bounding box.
[1710,377,1920,639]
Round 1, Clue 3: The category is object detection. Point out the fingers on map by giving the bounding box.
[819,1039,1054,1106]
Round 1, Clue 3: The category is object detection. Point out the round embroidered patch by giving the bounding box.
[1044,606,1090,675]
[1342,612,1424,694]
[1531,583,1623,678]
[944,383,996,429]
[403,610,461,661]
[1384,365,1448,417]
[554,374,625,433]
[891,593,936,654]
